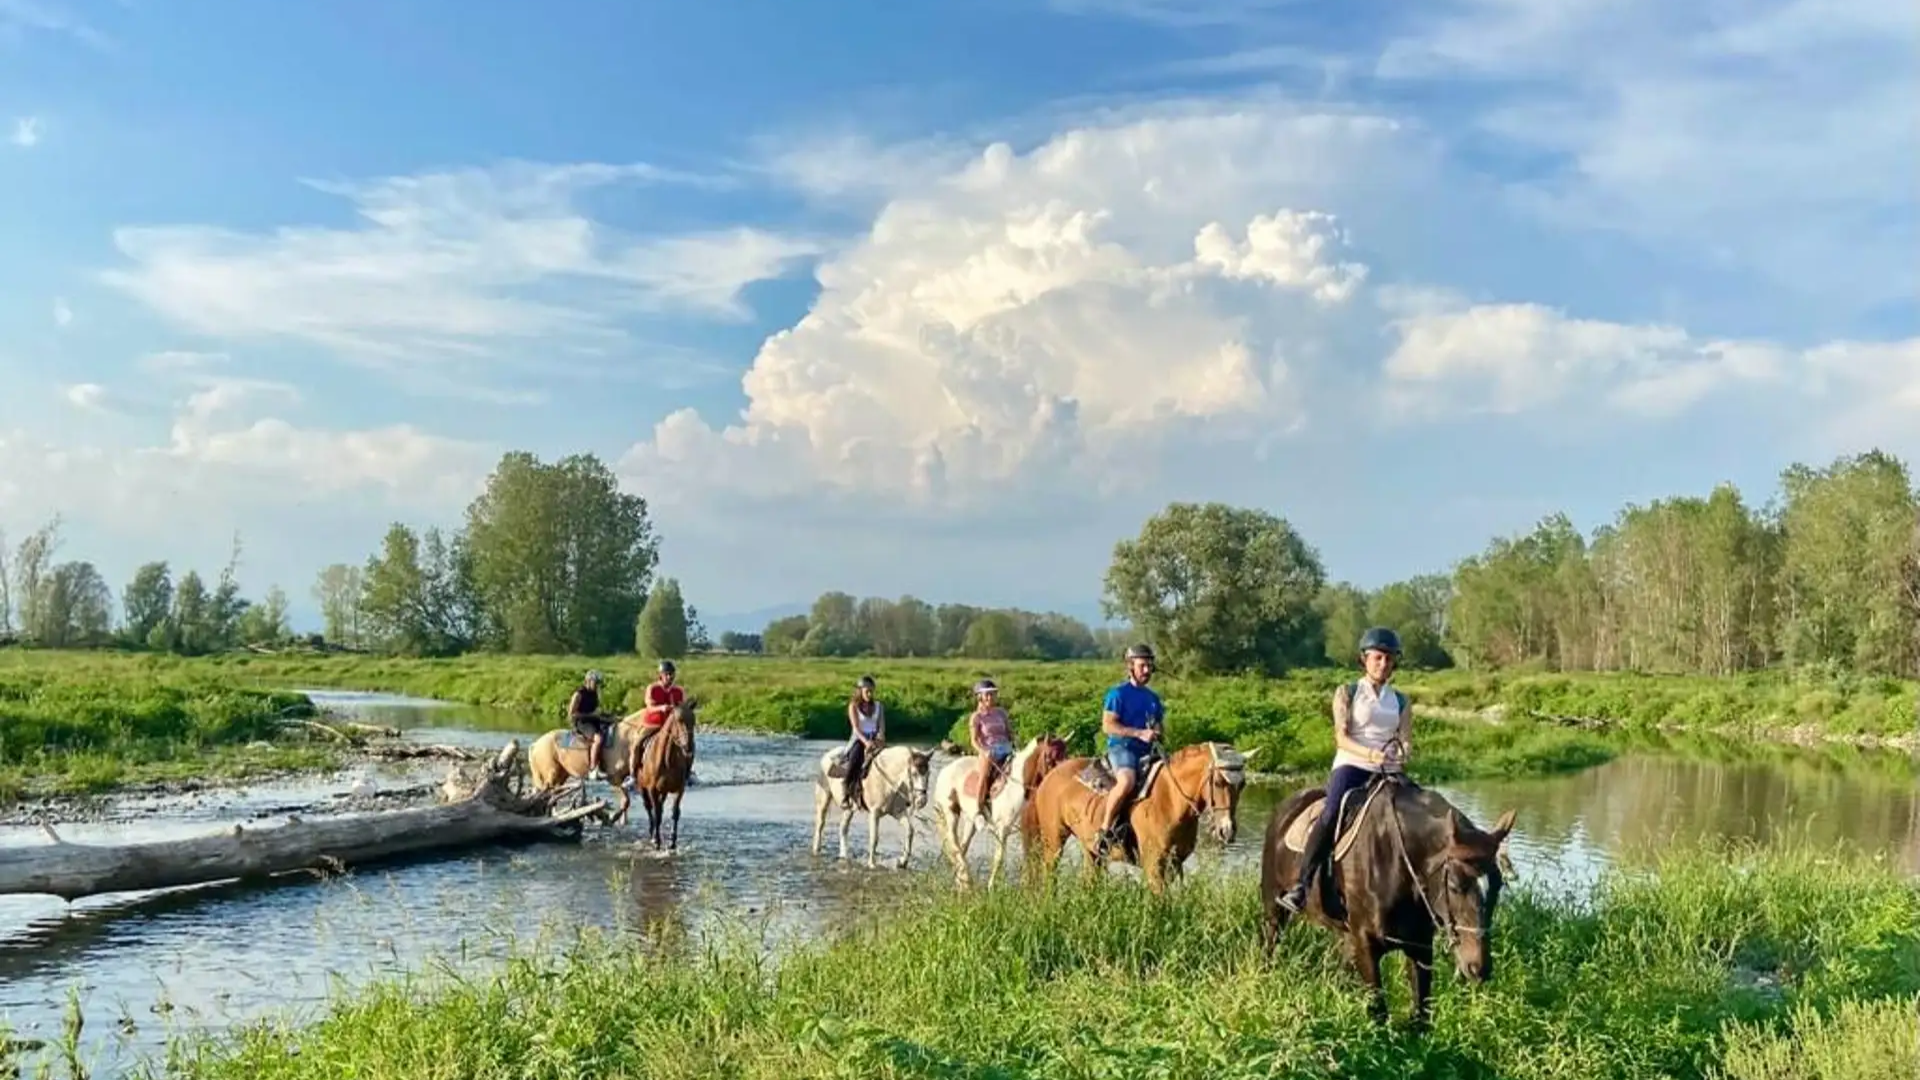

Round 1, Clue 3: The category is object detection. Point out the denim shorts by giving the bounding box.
[987,739,1013,762]
[1107,744,1144,773]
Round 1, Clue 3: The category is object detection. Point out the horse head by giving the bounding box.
[1197,742,1258,844]
[1429,804,1517,983]
[905,746,935,810]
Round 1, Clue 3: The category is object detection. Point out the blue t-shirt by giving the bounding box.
[1103,681,1165,755]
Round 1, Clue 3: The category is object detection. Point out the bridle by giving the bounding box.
[1383,796,1495,958]
[1160,742,1243,833]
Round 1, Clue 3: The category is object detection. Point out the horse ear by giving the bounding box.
[1490,808,1516,845]
[1241,746,1262,761]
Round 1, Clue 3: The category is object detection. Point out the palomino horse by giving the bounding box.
[627,702,697,851]
[527,712,651,825]
[1024,741,1256,893]
[931,733,1068,888]
[1259,773,1516,1028]
[811,743,934,869]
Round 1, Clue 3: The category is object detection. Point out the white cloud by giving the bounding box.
[9,116,39,148]
[99,161,823,384]
[1374,0,1919,313]
[51,297,71,326]
[62,382,105,411]
[0,0,110,49]
[620,102,1918,543]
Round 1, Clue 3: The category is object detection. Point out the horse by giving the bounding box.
[527,711,651,825]
[1258,772,1517,1028]
[627,701,697,851]
[931,733,1069,888]
[1024,741,1256,894]
[811,743,935,869]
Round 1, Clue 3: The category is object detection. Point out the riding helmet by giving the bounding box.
[583,669,602,686]
[1124,642,1156,662]
[857,674,877,689]
[1358,627,1402,656]
[973,678,998,696]
[658,659,676,675]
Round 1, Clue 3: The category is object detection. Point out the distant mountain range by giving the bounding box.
[700,599,1121,636]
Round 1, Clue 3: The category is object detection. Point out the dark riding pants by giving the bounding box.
[1316,765,1383,832]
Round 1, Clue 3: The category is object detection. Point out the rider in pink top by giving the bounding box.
[969,679,1015,796]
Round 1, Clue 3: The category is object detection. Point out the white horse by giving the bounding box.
[932,733,1068,888]
[811,743,935,869]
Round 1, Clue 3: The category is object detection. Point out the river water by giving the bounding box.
[2,690,1916,1074]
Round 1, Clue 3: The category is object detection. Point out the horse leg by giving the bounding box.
[838,801,854,862]
[987,829,1008,889]
[866,804,881,869]
[668,790,683,852]
[952,813,979,887]
[897,809,914,870]
[1405,942,1435,1033]
[1352,935,1389,1025]
[811,785,830,856]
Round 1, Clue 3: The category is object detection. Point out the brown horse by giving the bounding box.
[1024,741,1256,893]
[627,702,697,851]
[528,713,650,825]
[1259,773,1516,1028]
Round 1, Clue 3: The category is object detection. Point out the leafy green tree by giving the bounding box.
[961,610,1028,659]
[123,561,174,645]
[762,614,809,656]
[1102,502,1328,674]
[462,451,658,655]
[1369,575,1452,668]
[311,563,365,648]
[169,570,210,655]
[718,630,763,654]
[636,577,690,660]
[237,585,292,645]
[36,561,112,647]
[1314,583,1372,665]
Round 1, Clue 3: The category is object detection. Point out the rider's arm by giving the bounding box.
[873,702,885,743]
[1100,689,1154,741]
[1393,693,1414,756]
[1331,686,1385,765]
[567,690,584,717]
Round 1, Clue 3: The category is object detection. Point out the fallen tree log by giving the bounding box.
[0,742,605,903]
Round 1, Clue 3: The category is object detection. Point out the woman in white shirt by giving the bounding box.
[842,674,886,809]
[1276,626,1413,914]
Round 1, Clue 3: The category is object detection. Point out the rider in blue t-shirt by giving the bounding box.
[1096,642,1165,851]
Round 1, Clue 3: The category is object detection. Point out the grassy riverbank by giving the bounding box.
[0,653,330,805]
[140,840,1919,1080]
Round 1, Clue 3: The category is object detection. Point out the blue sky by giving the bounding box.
[2,0,1915,630]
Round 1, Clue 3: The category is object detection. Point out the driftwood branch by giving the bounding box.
[0,741,593,903]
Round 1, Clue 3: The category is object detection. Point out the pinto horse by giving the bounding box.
[1024,741,1255,893]
[931,733,1068,888]
[811,744,934,869]
[627,701,697,851]
[1259,773,1517,1028]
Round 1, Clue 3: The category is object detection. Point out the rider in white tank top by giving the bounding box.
[1334,678,1407,773]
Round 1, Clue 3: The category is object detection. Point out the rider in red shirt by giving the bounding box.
[633,660,686,771]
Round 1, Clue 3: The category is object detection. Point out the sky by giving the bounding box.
[2,0,1916,631]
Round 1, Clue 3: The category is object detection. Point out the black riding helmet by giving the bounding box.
[1124,643,1155,662]
[658,659,677,675]
[1358,627,1402,656]
[857,674,877,689]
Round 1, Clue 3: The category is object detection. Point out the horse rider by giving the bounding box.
[566,669,615,781]
[968,678,1015,801]
[842,674,886,809]
[631,659,687,772]
[1094,642,1164,855]
[1276,625,1414,915]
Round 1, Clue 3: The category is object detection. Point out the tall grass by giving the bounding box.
[141,839,1920,1080]
[0,652,328,804]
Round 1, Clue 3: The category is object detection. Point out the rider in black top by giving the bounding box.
[568,669,611,780]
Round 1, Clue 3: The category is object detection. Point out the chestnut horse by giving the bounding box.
[1024,741,1256,893]
[1259,773,1516,1028]
[931,733,1068,889]
[627,701,697,851]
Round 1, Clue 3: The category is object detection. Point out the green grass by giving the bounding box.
[133,839,1920,1080]
[0,651,331,805]
[4,651,1914,802]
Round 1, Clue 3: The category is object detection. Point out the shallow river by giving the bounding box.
[2,691,1916,1074]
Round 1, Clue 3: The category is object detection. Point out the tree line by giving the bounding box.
[4,447,1915,680]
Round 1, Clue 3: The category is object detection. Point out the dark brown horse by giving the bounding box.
[1259,773,1516,1028]
[627,701,696,851]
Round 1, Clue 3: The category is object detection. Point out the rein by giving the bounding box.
[1158,744,1235,830]
[1380,786,1487,960]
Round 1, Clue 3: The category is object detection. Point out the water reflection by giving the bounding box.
[1,691,1915,1076]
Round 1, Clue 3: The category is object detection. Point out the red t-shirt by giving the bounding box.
[643,683,685,726]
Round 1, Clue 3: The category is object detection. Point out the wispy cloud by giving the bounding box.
[0,0,111,49]
[99,160,825,392]
[51,297,71,326]
[10,117,40,148]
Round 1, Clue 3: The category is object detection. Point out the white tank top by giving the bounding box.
[1332,679,1404,772]
[855,701,882,737]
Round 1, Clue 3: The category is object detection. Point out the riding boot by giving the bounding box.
[1279,812,1336,914]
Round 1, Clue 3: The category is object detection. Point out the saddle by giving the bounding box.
[555,727,607,753]
[1281,771,1400,863]
[1075,755,1166,801]
[962,756,1014,802]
